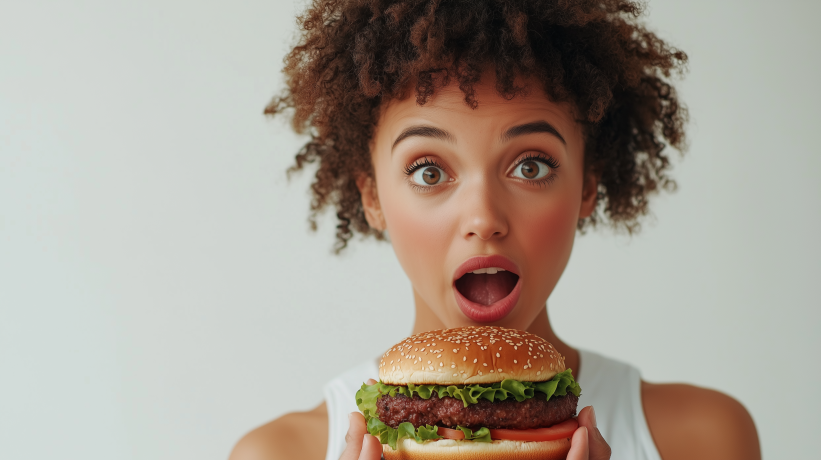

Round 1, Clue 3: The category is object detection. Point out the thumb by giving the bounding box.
[358,432,382,460]
[340,412,382,460]
[578,406,611,460]
[566,426,589,460]
[339,412,368,460]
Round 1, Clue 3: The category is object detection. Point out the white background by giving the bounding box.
[1,0,818,459]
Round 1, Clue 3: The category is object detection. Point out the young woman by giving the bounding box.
[230,1,760,459]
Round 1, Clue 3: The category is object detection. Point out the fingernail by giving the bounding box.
[347,412,354,427]
[590,406,597,428]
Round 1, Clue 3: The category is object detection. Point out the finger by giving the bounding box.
[566,426,589,460]
[358,434,383,460]
[340,412,368,460]
[366,378,377,385]
[577,406,611,460]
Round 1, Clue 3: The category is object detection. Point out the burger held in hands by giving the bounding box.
[356,326,581,460]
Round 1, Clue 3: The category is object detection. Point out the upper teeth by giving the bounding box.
[472,267,505,275]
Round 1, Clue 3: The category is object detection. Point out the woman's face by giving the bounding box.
[361,78,597,331]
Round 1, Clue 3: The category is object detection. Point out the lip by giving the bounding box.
[452,255,522,323]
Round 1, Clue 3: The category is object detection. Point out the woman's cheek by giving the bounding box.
[381,190,454,294]
[515,193,579,298]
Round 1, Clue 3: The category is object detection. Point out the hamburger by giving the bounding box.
[355,326,581,460]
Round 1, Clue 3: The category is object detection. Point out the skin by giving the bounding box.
[230,78,761,460]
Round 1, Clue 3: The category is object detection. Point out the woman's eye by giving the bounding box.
[411,166,448,186]
[512,160,550,180]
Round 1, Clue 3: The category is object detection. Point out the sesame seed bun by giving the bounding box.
[379,326,566,386]
[383,437,572,460]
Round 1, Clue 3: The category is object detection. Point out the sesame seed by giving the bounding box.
[496,353,500,357]
[473,359,478,363]
[453,349,458,353]
[514,360,518,364]
[498,368,502,372]
[483,363,488,366]
[451,364,456,368]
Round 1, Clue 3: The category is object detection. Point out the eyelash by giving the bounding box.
[403,157,445,176]
[513,153,561,186]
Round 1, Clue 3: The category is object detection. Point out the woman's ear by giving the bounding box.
[579,170,600,219]
[356,175,387,231]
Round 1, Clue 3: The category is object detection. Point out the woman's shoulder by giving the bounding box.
[229,402,329,460]
[641,381,760,460]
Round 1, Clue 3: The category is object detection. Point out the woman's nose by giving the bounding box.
[459,183,509,241]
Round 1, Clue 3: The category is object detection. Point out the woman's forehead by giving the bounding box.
[376,80,582,145]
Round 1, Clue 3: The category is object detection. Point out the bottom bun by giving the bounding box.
[382,437,572,460]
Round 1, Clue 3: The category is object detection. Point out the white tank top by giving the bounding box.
[323,349,661,460]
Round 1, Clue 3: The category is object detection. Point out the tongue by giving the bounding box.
[455,272,519,306]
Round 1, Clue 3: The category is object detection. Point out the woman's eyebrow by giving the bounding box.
[392,125,456,152]
[501,121,566,145]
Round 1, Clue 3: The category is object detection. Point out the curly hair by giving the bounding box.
[266,0,687,252]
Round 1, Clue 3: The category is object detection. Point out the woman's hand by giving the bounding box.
[567,406,611,460]
[340,379,382,460]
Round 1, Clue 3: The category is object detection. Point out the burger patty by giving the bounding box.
[376,392,579,430]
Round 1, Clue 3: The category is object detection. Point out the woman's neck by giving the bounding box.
[410,291,581,379]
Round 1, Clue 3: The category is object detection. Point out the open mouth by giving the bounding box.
[452,256,522,323]
[455,268,520,306]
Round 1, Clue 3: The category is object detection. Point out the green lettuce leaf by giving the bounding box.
[416,424,443,441]
[355,381,383,420]
[368,369,580,408]
[365,419,442,450]
[456,426,492,442]
[354,369,580,447]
